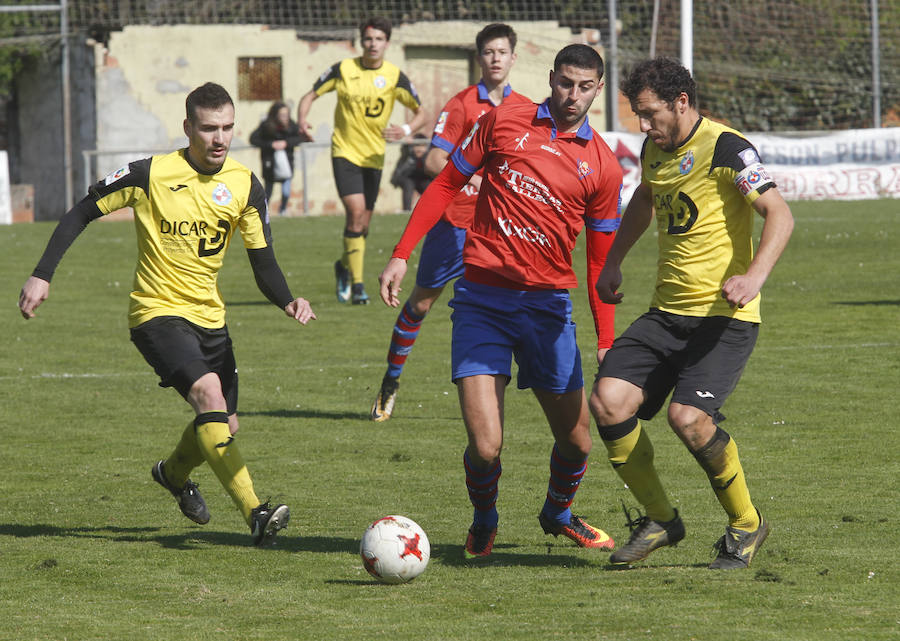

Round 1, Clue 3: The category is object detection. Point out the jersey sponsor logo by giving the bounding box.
[212,183,233,206]
[514,132,529,151]
[461,121,479,150]
[656,190,699,235]
[576,158,594,180]
[434,111,449,134]
[738,147,760,167]
[734,162,774,196]
[104,165,130,185]
[649,161,662,169]
[198,220,230,257]
[498,216,551,248]
[540,144,561,157]
[679,150,694,175]
[695,390,716,399]
[159,219,210,237]
[374,75,386,89]
[364,97,385,118]
[169,184,188,192]
[497,160,563,214]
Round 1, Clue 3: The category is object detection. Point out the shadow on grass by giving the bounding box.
[241,408,368,421]
[1,524,614,570]
[833,299,900,306]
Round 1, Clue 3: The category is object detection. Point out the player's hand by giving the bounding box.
[284,297,317,324]
[298,121,315,142]
[18,276,49,319]
[721,274,763,309]
[596,347,609,366]
[382,124,408,142]
[379,257,407,307]
[595,264,624,305]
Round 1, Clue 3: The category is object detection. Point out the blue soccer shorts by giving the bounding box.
[415,219,466,289]
[448,277,583,393]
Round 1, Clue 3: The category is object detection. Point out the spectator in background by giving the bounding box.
[250,101,306,215]
[390,134,431,210]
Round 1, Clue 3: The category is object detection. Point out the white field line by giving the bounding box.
[0,363,356,382]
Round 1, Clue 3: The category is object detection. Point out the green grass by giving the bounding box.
[1,200,898,640]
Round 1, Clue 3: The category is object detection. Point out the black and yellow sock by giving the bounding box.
[599,416,676,523]
[343,231,366,284]
[164,421,206,487]
[692,426,759,532]
[194,412,260,526]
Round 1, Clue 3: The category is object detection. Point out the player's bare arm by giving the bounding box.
[18,276,50,319]
[721,188,795,308]
[595,182,655,304]
[383,105,429,142]
[296,90,318,141]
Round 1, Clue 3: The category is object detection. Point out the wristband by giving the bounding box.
[401,123,412,137]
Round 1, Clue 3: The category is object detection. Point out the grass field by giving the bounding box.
[1,199,897,640]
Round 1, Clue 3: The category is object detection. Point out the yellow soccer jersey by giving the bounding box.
[641,117,776,322]
[313,57,421,169]
[91,150,272,329]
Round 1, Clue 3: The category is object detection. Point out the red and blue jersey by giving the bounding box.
[393,99,623,348]
[429,81,531,227]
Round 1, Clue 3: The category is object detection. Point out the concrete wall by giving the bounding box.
[84,22,605,216]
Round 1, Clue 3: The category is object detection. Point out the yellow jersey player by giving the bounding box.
[590,57,794,569]
[18,83,316,546]
[298,16,428,304]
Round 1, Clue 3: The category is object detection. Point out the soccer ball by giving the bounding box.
[360,515,430,584]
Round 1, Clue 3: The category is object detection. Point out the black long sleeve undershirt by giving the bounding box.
[32,197,104,281]
[247,245,294,309]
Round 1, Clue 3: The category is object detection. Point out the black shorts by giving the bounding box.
[130,315,238,414]
[332,156,382,210]
[597,308,759,423]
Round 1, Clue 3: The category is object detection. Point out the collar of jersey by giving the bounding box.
[536,99,593,141]
[477,80,512,104]
[181,148,224,176]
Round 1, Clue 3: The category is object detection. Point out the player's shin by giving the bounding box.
[599,417,675,522]
[541,444,587,524]
[691,427,759,532]
[194,412,260,525]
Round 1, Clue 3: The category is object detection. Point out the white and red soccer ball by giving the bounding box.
[360,515,430,584]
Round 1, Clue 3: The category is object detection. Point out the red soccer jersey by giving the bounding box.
[430,81,532,227]
[392,99,624,348]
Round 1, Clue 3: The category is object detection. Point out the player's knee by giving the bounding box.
[467,440,502,467]
[667,403,713,449]
[188,373,226,411]
[589,383,629,426]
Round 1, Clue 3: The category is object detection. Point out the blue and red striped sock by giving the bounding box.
[464,450,501,529]
[541,444,588,526]
[386,301,425,379]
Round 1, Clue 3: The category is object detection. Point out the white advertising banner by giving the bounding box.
[0,151,11,225]
[600,127,900,204]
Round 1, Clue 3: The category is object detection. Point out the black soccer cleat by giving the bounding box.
[609,503,685,565]
[709,510,770,569]
[250,502,290,546]
[151,460,210,525]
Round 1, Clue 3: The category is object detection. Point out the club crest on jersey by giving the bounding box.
[679,150,695,175]
[374,75,386,89]
[434,111,448,134]
[212,183,233,206]
[104,165,130,185]
[576,158,593,180]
